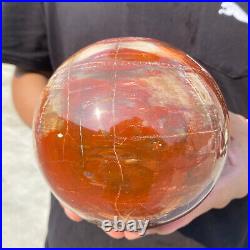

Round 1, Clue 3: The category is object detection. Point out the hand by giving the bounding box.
[62,112,248,240]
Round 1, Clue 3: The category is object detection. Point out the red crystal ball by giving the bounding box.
[33,37,229,226]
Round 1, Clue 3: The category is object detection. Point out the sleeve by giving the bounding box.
[188,2,248,118]
[3,3,53,72]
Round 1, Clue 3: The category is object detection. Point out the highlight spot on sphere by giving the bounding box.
[33,37,229,227]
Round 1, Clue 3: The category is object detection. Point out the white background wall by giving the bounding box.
[2,63,50,248]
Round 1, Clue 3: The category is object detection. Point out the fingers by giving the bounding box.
[124,231,141,240]
[105,230,143,240]
[63,207,82,222]
[105,230,125,239]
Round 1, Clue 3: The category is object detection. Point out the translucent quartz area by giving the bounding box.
[33,37,229,226]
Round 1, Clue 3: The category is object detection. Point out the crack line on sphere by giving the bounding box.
[62,65,71,160]
[79,119,84,167]
[123,208,137,222]
[39,93,50,133]
[92,128,220,140]
[185,68,220,159]
[139,203,151,214]
[183,69,213,129]
[112,40,124,218]
[183,69,218,160]
[55,61,197,75]
[114,186,122,218]
[117,138,127,145]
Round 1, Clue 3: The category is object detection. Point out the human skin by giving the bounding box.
[12,68,248,240]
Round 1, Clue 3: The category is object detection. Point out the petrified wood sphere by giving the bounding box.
[33,37,229,226]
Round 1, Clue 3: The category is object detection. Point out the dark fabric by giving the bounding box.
[2,3,53,72]
[3,2,248,248]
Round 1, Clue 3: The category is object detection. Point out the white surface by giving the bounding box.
[2,63,50,248]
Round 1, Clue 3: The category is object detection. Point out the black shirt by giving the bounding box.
[3,2,248,248]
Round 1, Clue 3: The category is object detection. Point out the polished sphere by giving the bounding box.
[33,37,229,226]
